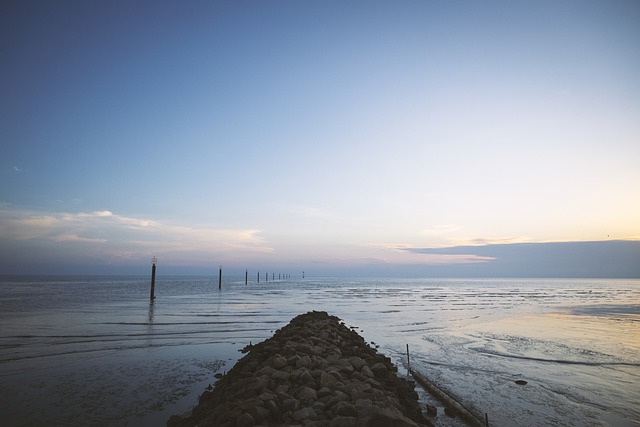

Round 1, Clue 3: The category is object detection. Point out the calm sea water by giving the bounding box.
[0,276,638,427]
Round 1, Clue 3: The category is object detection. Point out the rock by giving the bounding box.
[360,365,374,378]
[370,363,388,379]
[263,398,280,419]
[259,366,276,376]
[236,412,255,427]
[292,406,317,422]
[318,387,332,398]
[350,357,367,371]
[296,355,313,369]
[271,370,290,381]
[297,385,317,401]
[272,354,288,369]
[515,380,528,385]
[298,369,315,385]
[355,399,380,418]
[333,401,358,417]
[367,411,421,426]
[330,416,357,427]
[281,398,299,412]
[320,371,340,388]
[167,311,432,427]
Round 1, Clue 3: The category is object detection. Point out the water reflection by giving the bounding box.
[148,301,155,323]
[147,302,155,347]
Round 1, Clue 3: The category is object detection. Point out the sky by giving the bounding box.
[1,0,639,277]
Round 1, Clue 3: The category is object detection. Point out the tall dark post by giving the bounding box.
[150,256,157,302]
[266,272,268,282]
[257,272,260,283]
[218,266,222,290]
[245,269,248,285]
[302,271,305,279]
[272,273,275,281]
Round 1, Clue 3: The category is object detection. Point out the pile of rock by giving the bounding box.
[168,311,432,427]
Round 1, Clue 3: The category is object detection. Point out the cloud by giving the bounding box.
[368,242,495,265]
[398,241,640,277]
[0,205,273,268]
[420,224,461,235]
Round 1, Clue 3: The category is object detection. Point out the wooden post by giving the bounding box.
[272,273,274,281]
[485,413,489,426]
[257,272,260,283]
[245,269,248,285]
[302,271,305,279]
[406,344,410,372]
[150,256,157,302]
[218,266,222,290]
[266,272,268,282]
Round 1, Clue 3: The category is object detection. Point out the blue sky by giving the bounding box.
[1,1,639,276]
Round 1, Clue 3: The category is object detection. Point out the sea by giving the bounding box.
[0,276,638,427]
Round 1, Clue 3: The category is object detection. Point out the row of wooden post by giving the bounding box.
[219,266,294,289]
[150,258,302,300]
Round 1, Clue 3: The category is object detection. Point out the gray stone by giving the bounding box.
[350,357,366,371]
[332,401,358,417]
[329,416,356,427]
[292,406,317,422]
[259,365,276,376]
[272,370,290,381]
[281,398,299,412]
[299,369,315,385]
[317,387,332,398]
[320,371,339,388]
[296,355,312,369]
[312,400,326,413]
[272,354,288,369]
[247,405,269,423]
[236,412,255,427]
[360,365,374,378]
[370,362,388,379]
[297,386,317,401]
[355,399,380,418]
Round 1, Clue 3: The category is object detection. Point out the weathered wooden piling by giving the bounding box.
[150,256,157,301]
[410,369,486,427]
[218,266,222,290]
[245,269,248,285]
[257,272,260,283]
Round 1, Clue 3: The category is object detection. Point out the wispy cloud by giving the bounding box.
[420,224,461,235]
[276,203,338,220]
[0,205,272,265]
[398,240,640,277]
[368,242,495,265]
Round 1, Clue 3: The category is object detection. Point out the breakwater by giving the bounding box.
[168,311,432,427]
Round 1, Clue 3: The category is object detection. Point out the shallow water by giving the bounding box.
[0,276,638,426]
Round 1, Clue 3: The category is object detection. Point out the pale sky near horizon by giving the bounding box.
[1,1,639,275]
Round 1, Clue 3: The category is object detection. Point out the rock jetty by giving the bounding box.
[168,311,432,427]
